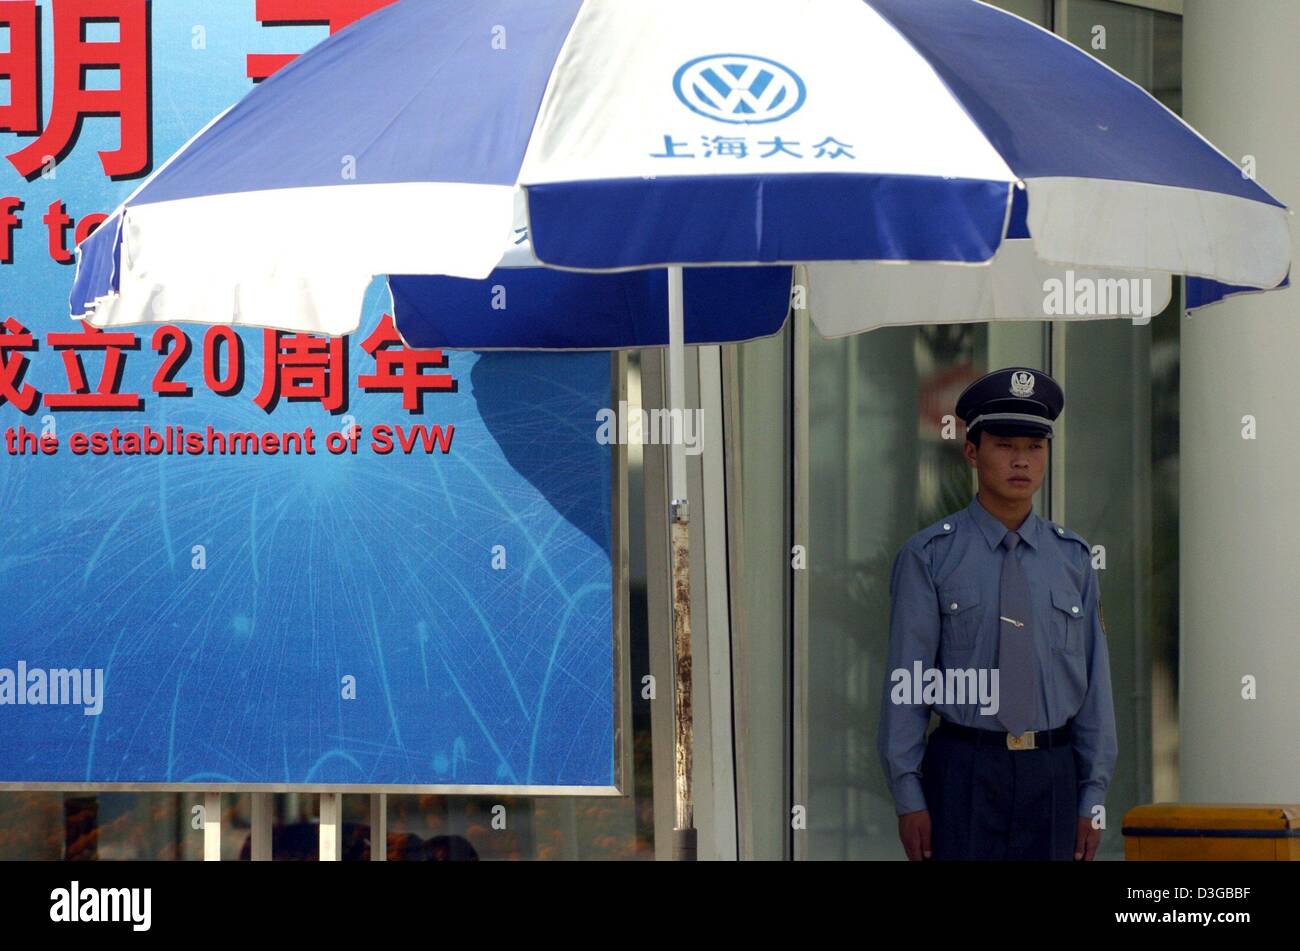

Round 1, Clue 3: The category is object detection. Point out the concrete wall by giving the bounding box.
[1180,0,1300,802]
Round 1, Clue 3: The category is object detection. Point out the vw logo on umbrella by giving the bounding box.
[673,53,806,124]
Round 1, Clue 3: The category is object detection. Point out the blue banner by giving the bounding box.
[0,1,616,789]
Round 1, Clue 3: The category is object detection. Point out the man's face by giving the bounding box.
[963,431,1048,503]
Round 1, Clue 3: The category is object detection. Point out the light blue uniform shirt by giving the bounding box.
[877,494,1118,818]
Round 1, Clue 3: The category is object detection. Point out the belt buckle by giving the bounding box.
[1006,731,1036,751]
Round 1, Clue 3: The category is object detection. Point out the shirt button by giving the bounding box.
[943,523,952,531]
[949,602,959,611]
[1056,527,1065,535]
[1072,606,1079,614]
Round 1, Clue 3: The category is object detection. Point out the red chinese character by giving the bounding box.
[45,320,143,410]
[247,0,397,81]
[0,0,40,134]
[254,329,347,413]
[6,0,151,180]
[0,316,41,413]
[358,313,454,412]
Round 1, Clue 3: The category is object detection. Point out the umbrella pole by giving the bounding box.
[666,265,696,861]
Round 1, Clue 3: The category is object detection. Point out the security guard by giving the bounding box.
[877,367,1118,861]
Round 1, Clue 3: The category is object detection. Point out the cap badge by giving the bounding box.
[1010,371,1036,397]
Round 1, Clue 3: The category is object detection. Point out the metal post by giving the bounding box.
[666,265,696,860]
[320,793,343,861]
[203,791,221,861]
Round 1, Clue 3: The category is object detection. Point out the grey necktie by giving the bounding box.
[997,530,1038,736]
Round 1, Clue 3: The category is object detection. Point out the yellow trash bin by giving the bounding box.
[1122,804,1300,860]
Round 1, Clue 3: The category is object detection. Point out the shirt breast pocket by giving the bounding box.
[1049,585,1086,655]
[938,585,981,653]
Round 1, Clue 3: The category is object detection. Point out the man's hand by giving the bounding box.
[898,809,932,861]
[1075,817,1102,860]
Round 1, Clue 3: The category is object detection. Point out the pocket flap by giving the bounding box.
[938,585,980,615]
[1051,586,1084,618]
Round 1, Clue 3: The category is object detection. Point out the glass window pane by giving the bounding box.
[732,327,793,860]
[992,0,1051,27]
[1066,0,1182,111]
[1059,0,1183,853]
[803,319,1047,859]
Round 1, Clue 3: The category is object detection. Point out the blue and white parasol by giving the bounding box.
[72,0,1289,343]
[66,0,1292,858]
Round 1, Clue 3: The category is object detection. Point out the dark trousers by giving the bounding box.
[920,725,1078,860]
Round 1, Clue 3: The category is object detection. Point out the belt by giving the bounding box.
[935,718,1073,751]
